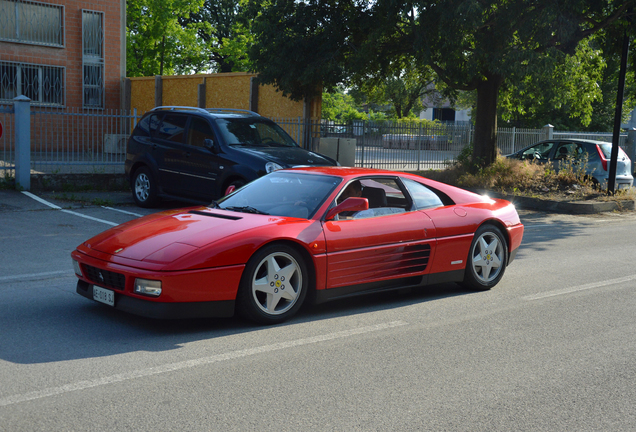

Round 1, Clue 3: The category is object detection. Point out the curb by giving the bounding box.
[480,190,636,214]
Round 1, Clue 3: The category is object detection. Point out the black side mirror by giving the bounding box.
[204,138,220,154]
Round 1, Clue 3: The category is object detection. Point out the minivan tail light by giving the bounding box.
[595,145,608,171]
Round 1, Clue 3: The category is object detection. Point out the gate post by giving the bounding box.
[14,95,31,191]
[542,124,554,140]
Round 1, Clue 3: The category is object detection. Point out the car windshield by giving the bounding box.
[217,172,342,219]
[216,118,298,148]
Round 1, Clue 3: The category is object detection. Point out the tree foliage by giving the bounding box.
[250,0,635,166]
[322,89,367,121]
[127,0,255,77]
[357,58,437,118]
[179,0,254,73]
[498,39,606,129]
[126,0,209,77]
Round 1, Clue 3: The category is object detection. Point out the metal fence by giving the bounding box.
[0,103,140,179]
[1,100,634,186]
[0,104,14,179]
[29,107,139,174]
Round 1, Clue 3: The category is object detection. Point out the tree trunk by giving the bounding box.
[159,35,166,76]
[473,73,503,167]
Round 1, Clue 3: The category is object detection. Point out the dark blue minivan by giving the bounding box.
[125,107,338,207]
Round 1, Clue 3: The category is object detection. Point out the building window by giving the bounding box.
[432,108,456,122]
[0,0,64,47]
[82,10,104,108]
[0,61,65,106]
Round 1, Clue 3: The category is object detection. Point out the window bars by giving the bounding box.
[82,10,104,109]
[0,0,64,47]
[0,61,65,106]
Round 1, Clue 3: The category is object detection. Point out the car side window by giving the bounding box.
[187,117,216,148]
[521,142,555,161]
[337,177,408,220]
[133,114,160,138]
[402,178,444,210]
[156,114,188,143]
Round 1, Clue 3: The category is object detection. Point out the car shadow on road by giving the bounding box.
[0,282,474,365]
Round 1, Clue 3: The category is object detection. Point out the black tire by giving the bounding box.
[462,224,508,291]
[237,244,308,324]
[132,166,159,208]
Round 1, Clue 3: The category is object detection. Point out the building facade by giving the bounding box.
[0,0,126,109]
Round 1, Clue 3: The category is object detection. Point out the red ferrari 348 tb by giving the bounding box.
[72,167,524,324]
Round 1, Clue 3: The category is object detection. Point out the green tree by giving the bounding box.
[179,0,254,73]
[358,58,437,118]
[322,89,366,121]
[127,0,209,77]
[498,39,606,129]
[250,0,634,167]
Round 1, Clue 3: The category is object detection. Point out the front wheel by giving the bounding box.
[237,244,308,324]
[462,224,508,291]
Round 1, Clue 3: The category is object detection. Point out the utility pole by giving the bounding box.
[608,26,630,194]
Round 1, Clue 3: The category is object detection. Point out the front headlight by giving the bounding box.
[266,162,283,173]
[134,278,162,297]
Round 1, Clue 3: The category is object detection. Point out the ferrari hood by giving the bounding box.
[84,208,276,263]
[239,146,335,167]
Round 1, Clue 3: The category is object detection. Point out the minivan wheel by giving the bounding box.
[132,167,159,208]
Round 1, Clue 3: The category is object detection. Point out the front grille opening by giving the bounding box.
[84,265,125,290]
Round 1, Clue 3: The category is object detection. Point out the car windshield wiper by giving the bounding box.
[224,206,269,215]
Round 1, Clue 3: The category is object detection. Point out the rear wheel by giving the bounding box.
[132,167,159,208]
[237,244,308,324]
[462,224,508,291]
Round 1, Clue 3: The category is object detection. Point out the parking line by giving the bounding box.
[0,270,70,282]
[21,191,118,227]
[101,206,143,217]
[523,274,636,301]
[0,320,408,407]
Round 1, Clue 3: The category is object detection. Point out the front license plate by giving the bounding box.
[93,286,115,306]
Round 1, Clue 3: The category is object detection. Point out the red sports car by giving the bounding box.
[72,167,524,324]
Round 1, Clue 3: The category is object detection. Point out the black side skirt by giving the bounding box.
[314,270,465,304]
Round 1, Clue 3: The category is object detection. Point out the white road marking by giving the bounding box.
[523,275,636,301]
[521,224,554,229]
[0,320,408,407]
[21,191,118,226]
[0,270,70,282]
[101,206,143,217]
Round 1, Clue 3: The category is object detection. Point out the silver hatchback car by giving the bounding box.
[506,138,634,189]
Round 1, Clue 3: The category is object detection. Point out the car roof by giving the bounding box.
[540,138,612,146]
[149,106,262,119]
[279,166,488,204]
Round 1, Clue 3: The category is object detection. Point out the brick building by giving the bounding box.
[0,0,126,109]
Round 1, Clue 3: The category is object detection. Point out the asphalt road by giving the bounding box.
[1,189,635,431]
